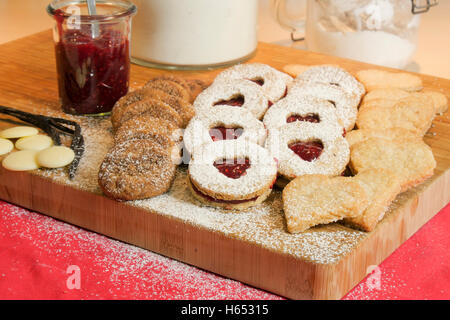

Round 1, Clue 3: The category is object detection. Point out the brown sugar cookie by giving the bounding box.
[344,169,402,232]
[349,138,436,192]
[356,97,435,136]
[111,97,183,131]
[282,174,368,233]
[144,79,191,103]
[356,69,423,92]
[114,115,177,148]
[144,88,195,127]
[98,139,177,201]
[186,79,209,101]
[346,127,419,147]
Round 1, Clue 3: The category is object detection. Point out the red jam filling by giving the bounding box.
[54,10,129,115]
[190,179,258,204]
[213,95,245,107]
[250,78,264,86]
[213,158,251,179]
[286,113,320,124]
[209,127,244,141]
[289,140,324,162]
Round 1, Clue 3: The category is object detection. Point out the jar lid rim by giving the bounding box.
[47,0,137,22]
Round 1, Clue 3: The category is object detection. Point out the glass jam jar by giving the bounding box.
[47,0,136,116]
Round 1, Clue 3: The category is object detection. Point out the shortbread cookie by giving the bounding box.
[144,78,191,103]
[15,135,53,151]
[0,126,38,139]
[289,82,359,131]
[344,169,402,232]
[420,91,448,114]
[214,63,293,102]
[0,138,14,155]
[37,146,75,169]
[282,174,368,233]
[144,88,195,127]
[350,138,436,192]
[193,79,270,120]
[362,88,410,104]
[356,69,423,92]
[356,97,435,136]
[114,115,177,148]
[98,139,176,201]
[2,150,39,171]
[188,140,277,210]
[295,65,365,101]
[265,122,350,180]
[346,128,418,147]
[111,97,183,131]
[183,106,267,155]
[263,93,343,135]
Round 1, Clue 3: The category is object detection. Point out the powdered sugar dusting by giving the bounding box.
[29,110,367,264]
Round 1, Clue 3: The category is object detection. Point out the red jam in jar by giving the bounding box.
[55,27,130,115]
[49,2,136,115]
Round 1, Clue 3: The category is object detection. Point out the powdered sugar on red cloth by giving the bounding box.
[0,200,448,300]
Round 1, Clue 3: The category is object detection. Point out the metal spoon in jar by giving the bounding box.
[86,0,99,38]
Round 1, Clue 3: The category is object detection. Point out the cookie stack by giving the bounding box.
[281,66,442,233]
[98,76,206,201]
[186,63,291,209]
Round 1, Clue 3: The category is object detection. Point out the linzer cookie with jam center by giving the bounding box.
[213,63,293,103]
[188,140,277,210]
[183,106,267,156]
[263,93,343,135]
[193,79,270,120]
[295,65,365,102]
[288,81,359,132]
[265,121,350,187]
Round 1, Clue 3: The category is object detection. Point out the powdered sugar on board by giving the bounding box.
[31,110,367,265]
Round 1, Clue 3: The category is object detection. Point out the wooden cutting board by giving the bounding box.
[0,31,449,300]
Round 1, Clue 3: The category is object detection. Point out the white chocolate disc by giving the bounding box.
[0,126,39,139]
[2,150,40,171]
[37,146,75,169]
[0,138,14,155]
[15,135,53,151]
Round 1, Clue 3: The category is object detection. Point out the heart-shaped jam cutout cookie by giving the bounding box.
[286,113,320,124]
[289,140,324,162]
[213,158,251,179]
[213,95,245,107]
[209,127,244,141]
[249,78,264,86]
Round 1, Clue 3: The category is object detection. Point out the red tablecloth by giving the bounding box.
[0,200,448,300]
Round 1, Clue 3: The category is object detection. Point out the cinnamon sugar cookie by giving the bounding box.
[98,139,176,201]
[350,138,436,192]
[296,65,365,101]
[344,169,402,232]
[183,106,267,156]
[188,140,277,210]
[356,97,435,136]
[111,97,183,131]
[194,79,270,120]
[214,63,293,102]
[144,88,195,127]
[346,128,419,147]
[186,79,209,101]
[356,69,423,92]
[282,174,368,233]
[144,78,191,103]
[114,115,178,149]
[288,82,359,131]
[265,121,350,181]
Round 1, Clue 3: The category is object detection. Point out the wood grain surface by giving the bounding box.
[0,31,449,299]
